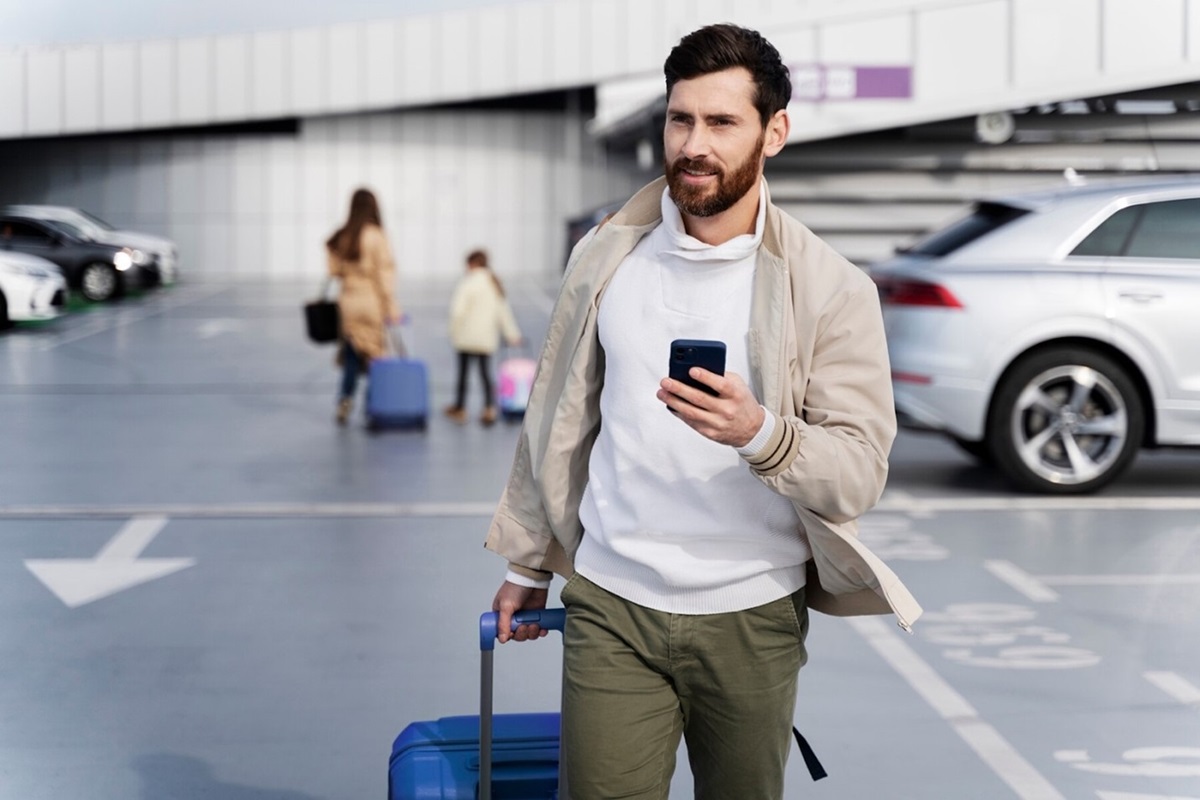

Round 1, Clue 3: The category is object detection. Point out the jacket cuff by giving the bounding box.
[507,563,553,588]
[742,410,799,477]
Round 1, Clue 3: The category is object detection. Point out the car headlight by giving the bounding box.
[129,248,149,265]
[113,251,132,271]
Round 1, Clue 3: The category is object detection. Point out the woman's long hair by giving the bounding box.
[326,188,382,261]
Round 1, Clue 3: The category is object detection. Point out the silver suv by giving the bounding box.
[870,177,1200,494]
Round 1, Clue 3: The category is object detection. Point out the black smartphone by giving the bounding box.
[669,339,726,397]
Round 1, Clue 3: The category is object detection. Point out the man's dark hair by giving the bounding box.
[664,24,792,127]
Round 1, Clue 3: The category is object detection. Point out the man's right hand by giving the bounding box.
[492,581,549,644]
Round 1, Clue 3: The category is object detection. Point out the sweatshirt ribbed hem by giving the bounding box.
[575,535,806,615]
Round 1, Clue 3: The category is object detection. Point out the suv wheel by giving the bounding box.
[81,263,119,302]
[988,348,1143,494]
[0,290,11,330]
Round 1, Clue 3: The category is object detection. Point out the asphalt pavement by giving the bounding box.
[1,278,1198,800]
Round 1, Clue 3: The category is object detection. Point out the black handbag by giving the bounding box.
[304,279,339,344]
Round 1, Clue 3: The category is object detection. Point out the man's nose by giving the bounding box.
[681,124,711,159]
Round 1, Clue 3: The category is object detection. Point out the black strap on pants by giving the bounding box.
[792,726,828,781]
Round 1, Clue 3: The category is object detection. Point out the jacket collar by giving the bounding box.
[611,177,779,246]
[607,175,791,412]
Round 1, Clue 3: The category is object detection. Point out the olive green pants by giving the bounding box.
[559,574,809,800]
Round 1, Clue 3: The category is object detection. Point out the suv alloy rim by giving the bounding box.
[1009,364,1127,486]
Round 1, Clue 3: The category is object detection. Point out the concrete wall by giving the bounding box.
[0,107,644,282]
[0,0,739,140]
[8,0,1200,147]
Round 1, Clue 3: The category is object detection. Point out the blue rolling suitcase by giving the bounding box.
[365,330,429,430]
[365,356,429,430]
[388,609,565,800]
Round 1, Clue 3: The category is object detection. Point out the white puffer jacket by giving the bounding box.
[448,267,522,354]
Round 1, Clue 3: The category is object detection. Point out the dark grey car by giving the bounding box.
[0,215,153,302]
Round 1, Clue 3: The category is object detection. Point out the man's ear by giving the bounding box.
[763,109,790,158]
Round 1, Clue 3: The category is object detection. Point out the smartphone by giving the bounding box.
[668,339,726,397]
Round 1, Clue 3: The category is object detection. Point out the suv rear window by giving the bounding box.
[904,202,1029,257]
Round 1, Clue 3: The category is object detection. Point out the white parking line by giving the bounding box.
[986,560,1060,602]
[1096,791,1200,799]
[1143,672,1200,707]
[1041,575,1200,587]
[985,560,1200,600]
[39,286,227,350]
[849,616,1067,800]
[0,502,498,519]
[876,495,1200,513]
[6,495,1200,519]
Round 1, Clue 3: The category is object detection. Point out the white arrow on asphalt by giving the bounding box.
[25,515,194,608]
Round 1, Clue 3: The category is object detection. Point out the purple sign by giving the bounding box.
[789,65,912,102]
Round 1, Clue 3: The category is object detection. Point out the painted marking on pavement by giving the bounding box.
[1057,747,1200,777]
[24,515,194,608]
[39,286,227,351]
[1097,792,1200,799]
[986,560,1200,600]
[0,502,499,519]
[196,318,245,338]
[883,490,937,519]
[5,495,1200,520]
[1143,672,1200,707]
[1040,574,1200,587]
[876,495,1200,513]
[849,616,1067,799]
[986,560,1060,602]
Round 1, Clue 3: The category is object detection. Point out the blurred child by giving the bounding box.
[445,249,522,426]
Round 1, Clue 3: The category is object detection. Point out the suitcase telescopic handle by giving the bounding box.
[479,608,566,800]
[479,608,566,651]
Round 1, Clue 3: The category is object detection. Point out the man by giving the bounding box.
[486,23,921,800]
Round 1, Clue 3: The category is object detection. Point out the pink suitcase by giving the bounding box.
[497,356,536,421]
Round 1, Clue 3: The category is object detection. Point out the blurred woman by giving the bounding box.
[326,188,401,425]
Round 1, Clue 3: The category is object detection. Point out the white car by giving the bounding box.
[0,250,67,329]
[1,205,179,286]
[870,176,1200,494]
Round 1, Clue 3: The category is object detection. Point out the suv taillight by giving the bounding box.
[874,277,963,308]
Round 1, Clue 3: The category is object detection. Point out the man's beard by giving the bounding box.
[665,133,764,218]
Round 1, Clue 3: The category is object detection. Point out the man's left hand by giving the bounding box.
[657,368,765,448]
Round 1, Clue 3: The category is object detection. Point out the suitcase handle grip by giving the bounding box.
[479,609,566,651]
[479,609,566,800]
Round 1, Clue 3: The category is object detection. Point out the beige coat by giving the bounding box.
[327,224,400,361]
[448,268,522,354]
[484,178,922,631]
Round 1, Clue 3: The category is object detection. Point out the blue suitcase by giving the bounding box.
[365,356,429,430]
[388,609,566,800]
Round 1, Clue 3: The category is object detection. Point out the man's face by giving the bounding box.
[663,67,767,218]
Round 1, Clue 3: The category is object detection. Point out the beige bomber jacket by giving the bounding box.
[484,178,922,631]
